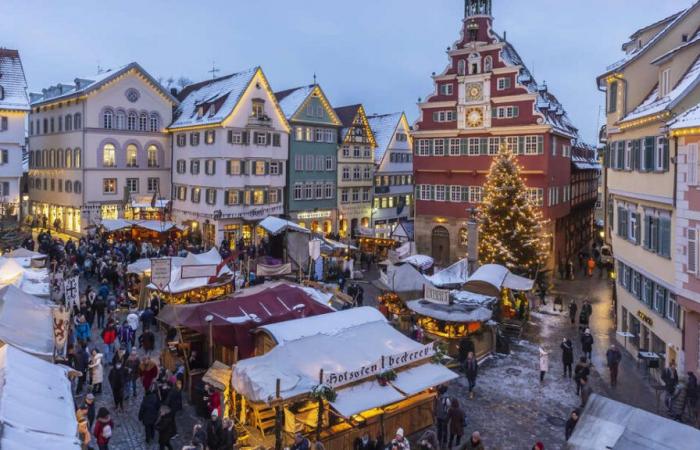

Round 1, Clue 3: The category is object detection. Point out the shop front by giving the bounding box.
[30,202,82,234]
[291,209,336,236]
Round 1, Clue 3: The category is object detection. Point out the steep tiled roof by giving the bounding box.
[334,104,361,127]
[275,85,315,119]
[170,67,258,129]
[367,112,402,163]
[670,103,700,130]
[0,49,29,111]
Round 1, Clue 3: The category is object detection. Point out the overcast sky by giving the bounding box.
[1,0,693,143]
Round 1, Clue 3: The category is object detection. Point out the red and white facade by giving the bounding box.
[412,0,585,268]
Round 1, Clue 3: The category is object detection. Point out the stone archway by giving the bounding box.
[431,226,450,267]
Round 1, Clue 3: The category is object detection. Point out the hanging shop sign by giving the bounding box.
[52,306,70,358]
[384,342,437,370]
[424,285,451,305]
[181,264,218,279]
[151,258,172,291]
[298,210,332,220]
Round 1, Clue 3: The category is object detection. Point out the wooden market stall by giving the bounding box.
[231,307,458,450]
[98,219,184,246]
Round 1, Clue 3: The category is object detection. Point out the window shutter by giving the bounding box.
[273,133,281,147]
[226,160,231,175]
[263,190,268,204]
[644,137,654,171]
[279,161,284,175]
[238,191,244,205]
[227,130,233,143]
[633,140,641,171]
[241,160,247,175]
[413,140,418,155]
[444,139,449,156]
[517,136,525,155]
[479,138,487,155]
[1,182,7,196]
[460,138,468,155]
[643,215,651,248]
[660,217,671,257]
[617,141,625,169]
[635,213,641,245]
[265,161,269,175]
[429,139,434,155]
[537,136,544,154]
[242,131,249,145]
[689,228,698,274]
[266,132,272,146]
[662,137,669,171]
[689,144,698,185]
[617,206,623,236]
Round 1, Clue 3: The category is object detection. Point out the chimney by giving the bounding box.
[170,87,178,97]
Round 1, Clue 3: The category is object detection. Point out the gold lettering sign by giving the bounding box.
[637,310,653,327]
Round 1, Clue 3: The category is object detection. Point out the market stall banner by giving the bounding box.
[257,262,292,277]
[384,342,436,370]
[181,264,218,279]
[308,239,321,261]
[63,276,79,308]
[424,285,450,305]
[150,258,172,290]
[52,306,70,358]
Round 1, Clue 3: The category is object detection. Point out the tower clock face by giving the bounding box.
[466,83,482,101]
[466,108,483,127]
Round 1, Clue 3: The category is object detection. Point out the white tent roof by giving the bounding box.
[0,257,50,297]
[258,217,310,235]
[0,345,80,449]
[401,254,433,270]
[567,394,700,449]
[146,249,232,293]
[379,263,432,293]
[463,264,534,296]
[99,218,134,232]
[427,258,469,287]
[127,257,186,276]
[0,285,55,356]
[406,300,493,323]
[4,248,46,260]
[133,220,182,233]
[258,306,385,346]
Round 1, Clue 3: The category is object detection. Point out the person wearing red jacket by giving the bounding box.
[101,321,117,366]
[93,407,113,450]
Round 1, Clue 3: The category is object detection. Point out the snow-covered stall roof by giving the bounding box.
[99,218,135,232]
[0,345,80,449]
[127,257,186,276]
[406,300,493,323]
[462,264,534,296]
[258,216,310,236]
[428,259,469,287]
[130,194,169,209]
[320,237,357,252]
[0,49,30,111]
[0,257,50,297]
[0,285,56,357]
[232,318,457,407]
[133,220,183,233]
[146,248,232,293]
[257,306,385,346]
[401,254,434,271]
[378,263,433,293]
[566,394,700,449]
[4,248,47,268]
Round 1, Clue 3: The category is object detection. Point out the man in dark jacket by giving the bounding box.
[561,338,574,378]
[605,344,622,387]
[165,380,183,416]
[206,410,223,450]
[564,409,579,441]
[464,352,478,399]
[434,386,450,448]
[74,344,90,394]
[687,371,699,415]
[574,357,590,395]
[108,362,128,412]
[156,405,177,450]
[568,300,578,325]
[580,329,594,361]
[138,387,161,444]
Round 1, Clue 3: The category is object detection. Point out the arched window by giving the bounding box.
[74,148,81,168]
[127,112,137,131]
[57,149,64,168]
[65,148,72,168]
[126,144,138,167]
[65,114,73,131]
[484,55,493,72]
[115,111,126,129]
[458,60,466,76]
[139,113,148,131]
[102,143,116,167]
[103,109,113,129]
[149,113,159,132]
[73,113,81,129]
[468,53,481,75]
[65,181,72,193]
[43,118,48,134]
[147,144,159,168]
[74,181,82,194]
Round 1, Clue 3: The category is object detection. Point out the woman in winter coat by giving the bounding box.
[464,352,478,399]
[580,329,594,361]
[75,315,91,343]
[89,349,104,394]
[539,346,550,383]
[155,405,177,450]
[447,398,465,447]
[93,407,113,450]
[138,386,161,444]
[561,338,574,378]
[140,357,158,391]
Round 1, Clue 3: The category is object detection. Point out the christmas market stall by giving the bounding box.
[0,256,50,297]
[124,194,170,220]
[96,219,184,245]
[4,247,48,268]
[376,263,432,330]
[356,231,398,260]
[0,285,58,359]
[461,263,535,321]
[0,345,80,449]
[231,307,458,450]
[145,248,234,305]
[257,217,310,274]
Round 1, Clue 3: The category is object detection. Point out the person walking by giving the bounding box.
[565,409,579,441]
[579,300,593,331]
[74,343,90,394]
[75,314,91,343]
[207,410,223,450]
[574,357,590,395]
[165,379,183,417]
[155,405,177,450]
[447,398,465,447]
[579,377,593,408]
[221,418,238,449]
[89,348,104,394]
[101,322,117,365]
[434,386,450,448]
[464,352,478,399]
[687,371,698,422]
[539,346,550,383]
[561,338,574,378]
[663,361,680,409]
[605,344,622,387]
[84,393,96,430]
[568,300,578,326]
[108,360,128,412]
[586,256,595,277]
[140,357,158,392]
[93,407,113,450]
[125,348,140,399]
[139,386,161,444]
[461,431,485,450]
[580,329,594,362]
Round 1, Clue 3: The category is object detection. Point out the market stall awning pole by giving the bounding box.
[315,368,324,442]
[275,378,283,450]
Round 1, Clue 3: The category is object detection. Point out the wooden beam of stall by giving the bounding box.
[275,378,283,450]
[315,368,324,442]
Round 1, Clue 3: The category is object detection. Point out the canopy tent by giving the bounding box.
[401,254,434,271]
[462,264,535,297]
[258,216,310,235]
[427,259,469,287]
[157,283,333,358]
[97,219,184,234]
[0,285,56,357]
[0,345,80,449]
[0,257,50,297]
[127,257,186,276]
[320,237,357,253]
[146,248,232,294]
[4,247,47,267]
[232,316,457,406]
[257,306,385,346]
[566,394,700,449]
[378,263,432,294]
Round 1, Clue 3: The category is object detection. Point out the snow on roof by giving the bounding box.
[401,254,434,270]
[427,258,469,287]
[651,30,700,64]
[670,103,700,130]
[406,300,493,323]
[463,263,534,296]
[0,345,80,449]
[567,394,700,449]
[379,263,432,293]
[258,306,386,345]
[622,55,700,123]
[145,248,232,293]
[258,216,310,235]
[367,112,402,163]
[4,248,45,260]
[170,67,258,129]
[275,85,315,119]
[0,285,56,357]
[30,62,176,106]
[0,49,29,111]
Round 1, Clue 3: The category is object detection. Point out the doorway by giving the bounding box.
[431,226,450,267]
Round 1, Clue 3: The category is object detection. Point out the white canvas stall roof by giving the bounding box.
[257,306,385,346]
[0,345,80,449]
[391,363,458,396]
[0,285,55,356]
[463,264,534,296]
[406,300,493,323]
[0,258,50,297]
[427,259,469,287]
[133,220,182,233]
[232,320,431,403]
[320,237,357,251]
[330,379,405,418]
[0,258,24,286]
[394,241,414,259]
[566,394,700,449]
[127,257,186,276]
[451,290,497,307]
[401,254,434,270]
[380,263,432,293]
[99,218,135,232]
[146,249,232,293]
[4,248,45,260]
[258,216,310,235]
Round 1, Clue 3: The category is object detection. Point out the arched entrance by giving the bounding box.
[431,226,450,267]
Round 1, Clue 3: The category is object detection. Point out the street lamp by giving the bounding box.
[205,314,214,365]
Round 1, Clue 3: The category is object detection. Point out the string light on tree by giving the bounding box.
[477,144,549,275]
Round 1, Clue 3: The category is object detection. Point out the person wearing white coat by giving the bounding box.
[539,346,550,383]
[89,349,104,394]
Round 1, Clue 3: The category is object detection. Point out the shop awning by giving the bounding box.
[330,379,405,418]
[258,216,310,235]
[391,364,458,396]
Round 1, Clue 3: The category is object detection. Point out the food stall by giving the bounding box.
[97,219,184,245]
[231,307,457,449]
[461,264,535,320]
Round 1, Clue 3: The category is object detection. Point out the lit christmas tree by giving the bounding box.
[477,145,549,275]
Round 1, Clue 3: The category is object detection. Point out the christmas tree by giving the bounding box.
[477,144,548,275]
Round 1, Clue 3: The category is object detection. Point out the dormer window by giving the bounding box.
[659,69,671,98]
[252,99,265,119]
